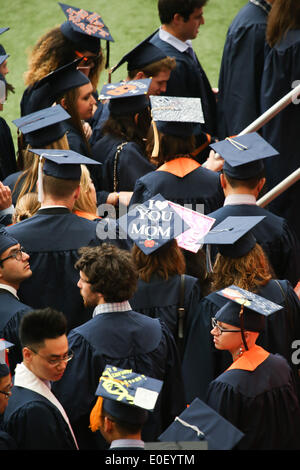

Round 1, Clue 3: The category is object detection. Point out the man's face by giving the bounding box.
[148,69,171,95]
[0,374,12,414]
[178,7,205,41]
[0,244,32,289]
[77,270,99,308]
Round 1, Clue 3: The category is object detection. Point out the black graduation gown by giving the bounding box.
[3,387,77,450]
[0,289,32,375]
[129,158,224,214]
[206,351,300,450]
[89,101,110,147]
[208,203,300,287]
[52,310,186,449]
[182,279,300,403]
[2,171,23,206]
[0,416,16,450]
[217,1,270,138]
[5,207,108,331]
[0,117,17,181]
[150,32,218,137]
[260,29,300,240]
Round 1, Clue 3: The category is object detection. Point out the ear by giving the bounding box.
[134,71,146,80]
[22,347,34,363]
[173,12,184,25]
[60,97,67,110]
[257,177,266,193]
[220,173,226,189]
[104,416,114,433]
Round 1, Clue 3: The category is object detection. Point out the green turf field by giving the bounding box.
[1,0,247,146]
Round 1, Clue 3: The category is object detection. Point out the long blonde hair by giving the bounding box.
[73,165,98,216]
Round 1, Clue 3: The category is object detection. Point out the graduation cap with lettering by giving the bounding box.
[99,78,151,115]
[12,105,70,147]
[210,132,279,180]
[90,365,163,430]
[0,228,19,257]
[59,3,114,66]
[26,59,90,113]
[215,285,283,334]
[0,340,14,378]
[118,194,190,255]
[158,397,244,450]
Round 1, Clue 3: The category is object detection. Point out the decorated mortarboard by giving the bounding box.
[118,194,190,255]
[0,340,14,378]
[99,78,151,115]
[158,397,244,450]
[210,132,279,180]
[150,96,204,157]
[0,28,9,36]
[0,44,9,66]
[90,365,163,431]
[215,285,283,338]
[12,105,70,147]
[0,228,18,257]
[59,3,114,66]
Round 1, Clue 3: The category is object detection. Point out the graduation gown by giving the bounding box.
[260,29,300,240]
[130,157,224,214]
[206,346,300,450]
[217,1,270,138]
[0,117,17,181]
[0,289,32,375]
[2,171,23,206]
[0,416,16,450]
[208,203,300,287]
[52,309,186,449]
[150,31,217,137]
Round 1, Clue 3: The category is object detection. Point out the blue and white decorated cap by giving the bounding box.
[99,78,151,115]
[0,340,14,378]
[215,285,283,332]
[0,28,9,36]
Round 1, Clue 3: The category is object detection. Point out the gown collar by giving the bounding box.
[157,157,200,178]
[226,344,269,372]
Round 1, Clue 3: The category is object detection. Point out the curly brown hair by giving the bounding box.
[75,244,139,302]
[211,243,273,293]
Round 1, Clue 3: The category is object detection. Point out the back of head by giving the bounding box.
[42,173,80,201]
[158,0,208,23]
[12,192,41,223]
[266,0,300,47]
[19,308,67,350]
[127,56,176,80]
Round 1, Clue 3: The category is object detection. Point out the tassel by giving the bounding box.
[151,120,159,158]
[89,396,103,432]
[37,155,44,203]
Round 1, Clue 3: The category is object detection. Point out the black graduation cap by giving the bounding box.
[59,3,114,66]
[0,229,18,257]
[90,365,163,431]
[0,340,14,378]
[27,59,90,112]
[210,132,279,180]
[12,105,70,147]
[99,78,151,116]
[118,193,190,255]
[158,397,245,450]
[215,285,283,333]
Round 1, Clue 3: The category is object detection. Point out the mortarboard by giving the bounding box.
[90,365,163,430]
[210,132,279,180]
[0,28,9,36]
[0,44,9,66]
[26,59,90,113]
[12,105,70,147]
[0,229,19,257]
[203,215,265,260]
[99,78,151,115]
[118,194,190,255]
[158,397,244,450]
[0,339,14,378]
[59,3,114,66]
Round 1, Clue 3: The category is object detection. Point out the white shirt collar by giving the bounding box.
[224,194,257,206]
[159,26,192,52]
[0,283,19,299]
[110,439,144,449]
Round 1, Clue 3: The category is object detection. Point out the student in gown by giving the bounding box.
[206,288,300,450]
[260,0,300,240]
[217,0,274,139]
[182,216,300,403]
[52,243,186,450]
[0,341,16,450]
[208,134,300,287]
[3,308,79,450]
[0,65,17,181]
[0,230,33,375]
[89,366,162,451]
[129,96,224,213]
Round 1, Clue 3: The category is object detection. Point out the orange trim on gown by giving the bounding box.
[156,157,201,178]
[226,344,270,372]
[73,210,101,221]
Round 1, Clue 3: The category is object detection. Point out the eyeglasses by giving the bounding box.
[0,385,12,399]
[211,317,242,335]
[0,247,26,265]
[29,348,74,366]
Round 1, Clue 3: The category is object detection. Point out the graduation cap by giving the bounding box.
[59,3,114,67]
[0,229,19,257]
[0,340,14,378]
[0,28,9,36]
[150,96,204,157]
[158,397,244,450]
[26,59,90,113]
[210,132,279,180]
[118,194,190,255]
[28,148,101,202]
[90,365,163,431]
[99,78,151,116]
[12,105,70,147]
[0,44,9,66]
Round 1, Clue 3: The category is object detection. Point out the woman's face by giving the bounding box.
[76,82,96,120]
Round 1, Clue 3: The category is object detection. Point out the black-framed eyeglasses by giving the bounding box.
[0,385,12,398]
[211,317,242,335]
[29,348,74,366]
[0,247,26,265]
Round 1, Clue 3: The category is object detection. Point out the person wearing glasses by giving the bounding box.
[2,308,79,450]
[0,230,33,376]
[206,289,300,450]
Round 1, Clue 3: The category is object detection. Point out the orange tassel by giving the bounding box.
[89,396,103,432]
